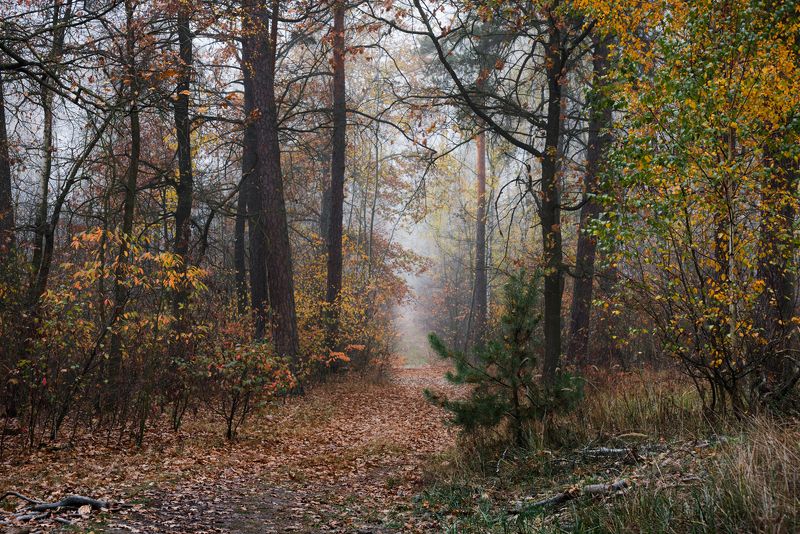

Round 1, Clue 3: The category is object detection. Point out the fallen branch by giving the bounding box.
[30,495,109,512]
[0,491,128,526]
[583,447,630,456]
[582,446,642,464]
[13,511,50,522]
[583,479,629,495]
[531,479,629,508]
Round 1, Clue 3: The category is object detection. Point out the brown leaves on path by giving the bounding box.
[1,365,458,533]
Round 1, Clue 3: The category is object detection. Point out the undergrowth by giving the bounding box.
[417,368,800,533]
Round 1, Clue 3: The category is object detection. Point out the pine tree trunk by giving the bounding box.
[326,0,346,346]
[567,35,611,366]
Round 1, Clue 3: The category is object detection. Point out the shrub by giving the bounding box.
[201,339,295,440]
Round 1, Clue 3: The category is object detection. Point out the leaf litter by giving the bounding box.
[1,366,459,532]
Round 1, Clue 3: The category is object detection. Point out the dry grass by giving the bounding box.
[577,417,800,533]
[555,368,710,444]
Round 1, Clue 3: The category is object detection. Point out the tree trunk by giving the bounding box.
[234,172,248,314]
[28,0,72,303]
[567,35,611,366]
[251,0,300,364]
[241,30,268,338]
[172,5,194,315]
[108,0,141,381]
[472,129,487,346]
[367,112,379,278]
[540,24,564,383]
[325,0,346,346]
[29,86,54,300]
[596,264,623,365]
[320,181,331,243]
[0,72,14,256]
[0,70,17,419]
[757,144,797,379]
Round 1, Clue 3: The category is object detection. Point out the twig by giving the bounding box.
[496,447,509,475]
[0,491,44,505]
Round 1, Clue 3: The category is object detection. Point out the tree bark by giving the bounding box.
[251,0,300,363]
[757,144,797,378]
[234,173,248,314]
[241,30,268,338]
[325,0,346,346]
[540,23,564,383]
[172,4,194,315]
[0,72,14,256]
[567,35,611,366]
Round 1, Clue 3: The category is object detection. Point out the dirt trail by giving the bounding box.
[117,366,457,533]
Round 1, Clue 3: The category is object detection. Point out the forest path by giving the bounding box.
[121,365,457,533]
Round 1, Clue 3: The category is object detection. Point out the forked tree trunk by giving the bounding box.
[29,0,73,303]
